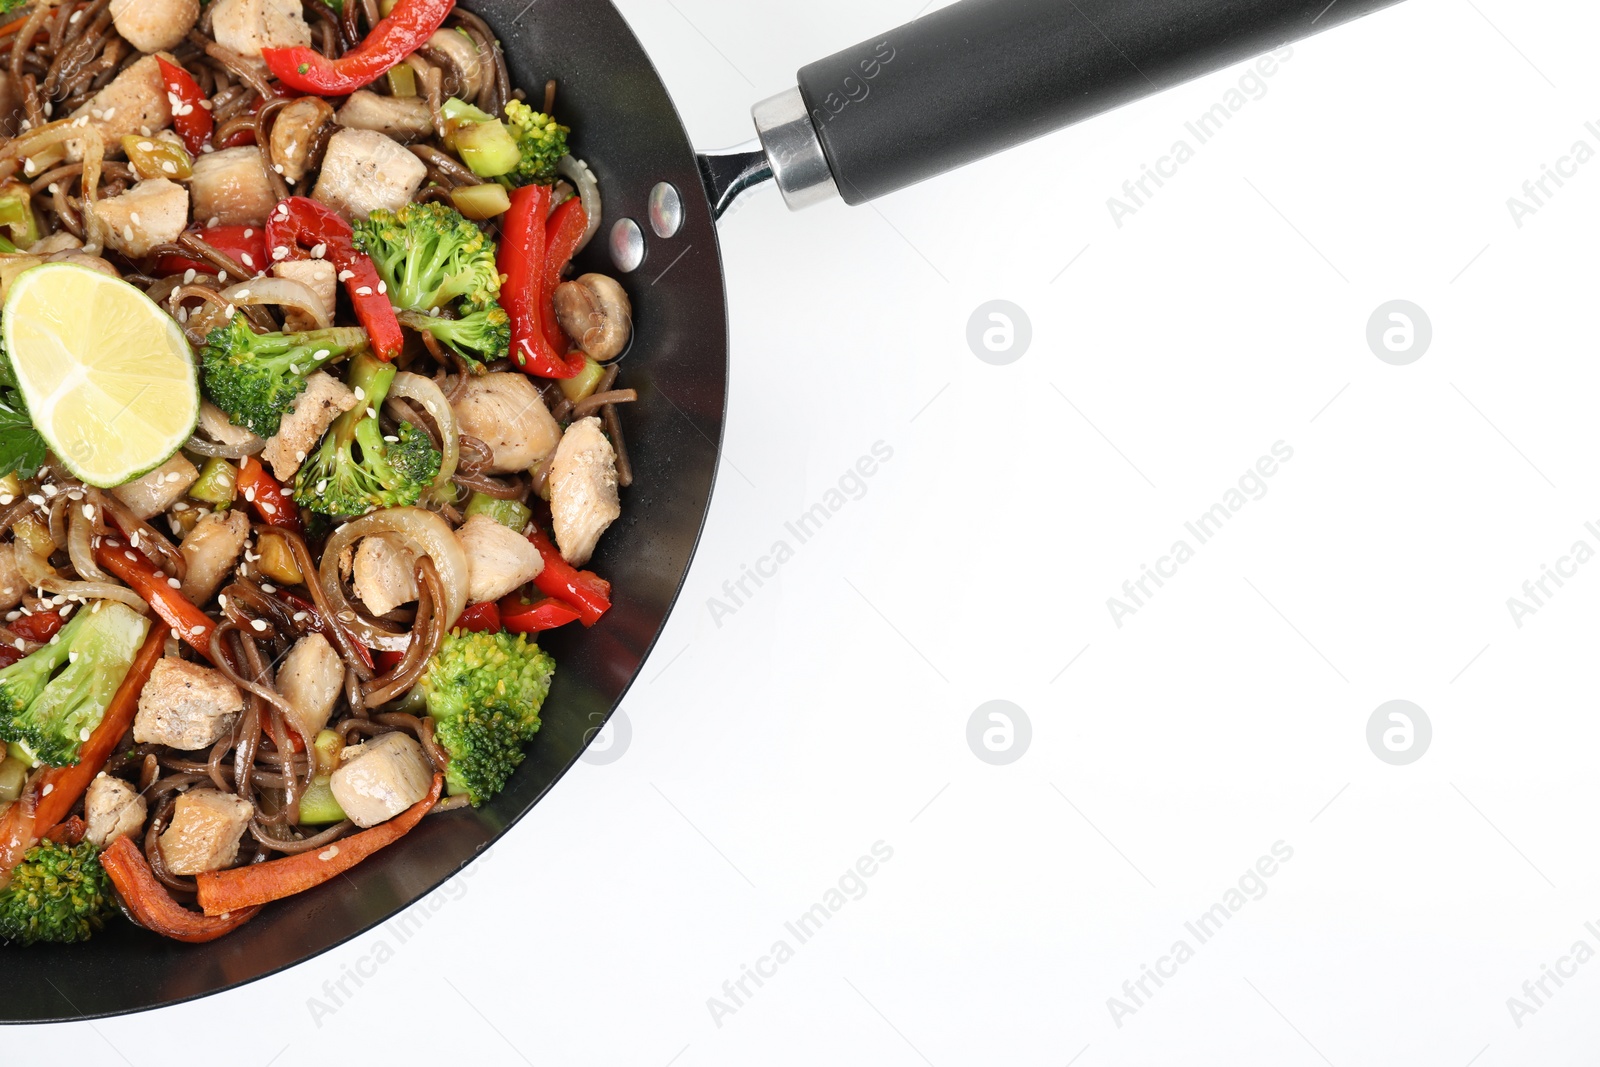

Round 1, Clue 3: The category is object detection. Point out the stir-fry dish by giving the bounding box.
[0,0,637,946]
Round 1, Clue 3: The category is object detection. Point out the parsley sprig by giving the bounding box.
[0,351,48,480]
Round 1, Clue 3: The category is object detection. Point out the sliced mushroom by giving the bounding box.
[552,274,632,362]
[424,29,487,101]
[269,96,334,186]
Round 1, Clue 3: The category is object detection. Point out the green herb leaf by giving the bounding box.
[0,353,47,480]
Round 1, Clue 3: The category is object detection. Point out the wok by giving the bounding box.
[0,0,1406,1021]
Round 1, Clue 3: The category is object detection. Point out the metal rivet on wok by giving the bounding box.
[610,218,645,273]
[648,182,684,238]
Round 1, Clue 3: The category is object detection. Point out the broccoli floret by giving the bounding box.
[352,202,502,314]
[503,100,570,187]
[200,317,370,438]
[0,603,150,768]
[399,304,511,366]
[292,352,441,518]
[0,839,115,945]
[419,629,554,805]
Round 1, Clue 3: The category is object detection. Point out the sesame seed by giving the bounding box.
[272,246,290,260]
[292,611,308,622]
[183,268,196,283]
[366,407,377,419]
[138,141,155,152]
[250,619,268,632]
[313,349,330,361]
[353,387,365,401]
[161,160,177,174]
[244,229,254,238]
[354,286,372,296]
[319,846,340,861]
[377,281,386,295]
[167,577,181,588]
[311,242,327,258]
[337,270,354,282]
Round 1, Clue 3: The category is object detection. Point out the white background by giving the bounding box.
[14,0,1600,1063]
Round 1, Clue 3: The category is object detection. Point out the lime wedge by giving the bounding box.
[2,263,198,488]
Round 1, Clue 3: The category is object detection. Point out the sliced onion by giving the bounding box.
[15,536,151,615]
[388,371,459,499]
[318,507,467,650]
[558,155,601,253]
[67,496,112,583]
[219,277,332,330]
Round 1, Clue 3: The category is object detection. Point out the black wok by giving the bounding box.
[0,0,1406,1021]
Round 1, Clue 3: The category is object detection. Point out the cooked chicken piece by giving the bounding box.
[260,371,356,479]
[312,129,427,220]
[66,55,173,162]
[210,0,312,60]
[425,29,487,101]
[272,258,337,331]
[450,373,561,474]
[0,544,24,612]
[110,0,200,53]
[549,416,621,566]
[455,514,542,604]
[111,453,198,520]
[330,732,432,828]
[159,790,253,875]
[352,533,418,616]
[269,96,334,185]
[277,632,343,742]
[334,91,434,143]
[93,178,189,259]
[27,232,82,255]
[179,508,249,602]
[133,657,245,751]
[190,146,277,227]
[196,399,263,452]
[84,773,147,848]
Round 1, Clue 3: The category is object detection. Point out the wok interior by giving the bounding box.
[0,0,727,1022]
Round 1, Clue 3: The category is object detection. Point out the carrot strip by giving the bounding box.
[195,773,442,916]
[101,836,262,943]
[0,622,168,876]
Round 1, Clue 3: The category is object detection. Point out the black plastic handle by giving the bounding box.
[795,0,1406,205]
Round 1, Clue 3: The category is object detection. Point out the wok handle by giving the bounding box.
[754,0,1406,208]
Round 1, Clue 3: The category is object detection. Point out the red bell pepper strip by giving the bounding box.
[102,835,263,943]
[526,529,610,627]
[156,57,213,157]
[265,197,405,361]
[0,622,168,875]
[262,0,455,96]
[454,600,502,634]
[95,538,217,661]
[154,225,268,277]
[238,455,304,535]
[195,773,442,916]
[499,594,580,634]
[540,197,588,354]
[500,185,585,379]
[8,607,65,644]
